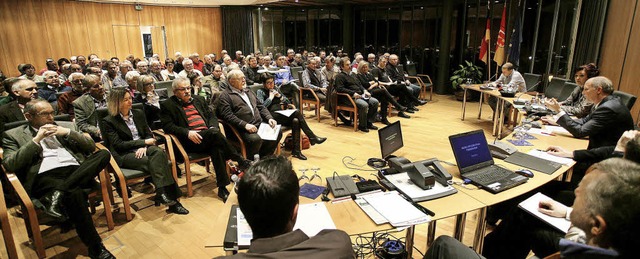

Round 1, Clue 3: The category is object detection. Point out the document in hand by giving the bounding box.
[361,191,430,227]
[237,202,336,246]
[257,123,281,141]
[274,109,297,117]
[518,192,571,233]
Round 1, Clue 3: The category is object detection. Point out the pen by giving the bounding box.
[540,131,555,136]
[399,193,436,216]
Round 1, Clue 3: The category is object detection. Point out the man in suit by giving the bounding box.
[217,156,354,259]
[334,57,379,132]
[0,79,38,135]
[217,70,282,158]
[2,99,114,259]
[160,77,252,202]
[385,54,423,102]
[73,74,106,141]
[301,57,328,104]
[58,72,85,117]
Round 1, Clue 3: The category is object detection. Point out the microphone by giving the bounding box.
[231,174,240,192]
[513,91,528,105]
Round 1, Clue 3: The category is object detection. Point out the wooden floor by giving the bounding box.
[0,94,501,258]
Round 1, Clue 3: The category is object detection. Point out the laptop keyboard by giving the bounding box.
[467,167,513,185]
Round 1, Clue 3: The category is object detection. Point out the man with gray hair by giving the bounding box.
[0,79,38,134]
[301,57,328,103]
[178,59,203,79]
[159,77,252,202]
[149,60,164,82]
[58,73,85,117]
[72,74,106,141]
[190,52,204,72]
[290,53,305,67]
[39,71,70,106]
[102,61,127,91]
[174,52,185,73]
[136,60,149,75]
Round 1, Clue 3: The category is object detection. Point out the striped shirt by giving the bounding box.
[182,103,207,131]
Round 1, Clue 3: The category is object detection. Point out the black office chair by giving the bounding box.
[523,73,542,92]
[558,82,578,101]
[612,91,637,111]
[544,78,568,99]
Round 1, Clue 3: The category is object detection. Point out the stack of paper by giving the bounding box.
[384,172,457,202]
[527,149,574,165]
[237,202,336,246]
[518,192,571,233]
[360,191,430,227]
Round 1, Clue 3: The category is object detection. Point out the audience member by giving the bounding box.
[190,53,204,72]
[386,55,421,100]
[335,57,379,132]
[73,74,106,141]
[1,99,115,259]
[59,64,72,85]
[77,55,87,69]
[19,64,44,82]
[321,56,339,84]
[217,156,354,259]
[160,77,252,202]
[58,73,85,117]
[0,79,38,134]
[301,57,328,104]
[0,77,14,106]
[101,88,188,215]
[286,49,295,65]
[371,57,422,113]
[242,56,261,85]
[102,61,127,91]
[136,61,149,75]
[273,54,300,107]
[290,53,305,67]
[118,61,133,83]
[38,58,59,76]
[39,71,69,106]
[217,70,282,159]
[203,54,216,76]
[149,60,164,82]
[161,58,178,81]
[256,74,326,160]
[134,75,163,129]
[355,61,408,124]
[178,59,203,79]
[174,52,185,73]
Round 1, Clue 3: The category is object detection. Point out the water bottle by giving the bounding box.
[253,154,260,162]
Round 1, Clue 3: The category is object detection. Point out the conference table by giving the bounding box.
[461,84,533,138]
[205,105,589,257]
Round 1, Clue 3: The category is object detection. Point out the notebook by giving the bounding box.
[449,130,528,193]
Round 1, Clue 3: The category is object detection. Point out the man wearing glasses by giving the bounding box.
[0,79,38,134]
[72,75,106,142]
[39,71,71,106]
[58,73,85,117]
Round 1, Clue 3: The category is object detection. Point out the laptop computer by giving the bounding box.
[449,130,528,193]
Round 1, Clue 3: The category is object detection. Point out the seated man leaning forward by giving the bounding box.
[217,156,355,259]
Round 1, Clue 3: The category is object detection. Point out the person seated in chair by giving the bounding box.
[39,71,70,107]
[385,55,422,102]
[301,57,328,104]
[2,99,114,259]
[558,63,599,118]
[217,156,354,259]
[73,74,106,142]
[256,73,326,160]
[242,56,262,86]
[273,54,300,108]
[334,57,379,133]
[371,57,423,113]
[58,72,85,117]
[160,77,252,202]
[487,62,526,124]
[0,79,38,135]
[218,70,283,159]
[355,61,408,124]
[134,75,163,130]
[102,88,188,215]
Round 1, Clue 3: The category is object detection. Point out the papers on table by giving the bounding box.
[384,172,457,202]
[545,126,572,136]
[527,128,556,136]
[527,149,574,165]
[237,202,336,246]
[518,192,571,233]
[359,191,430,227]
[257,123,281,141]
[274,109,296,117]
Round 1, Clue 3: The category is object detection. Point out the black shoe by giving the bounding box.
[167,202,189,215]
[154,193,177,207]
[176,165,183,178]
[358,126,370,132]
[416,100,428,105]
[309,136,327,145]
[410,106,420,111]
[114,185,132,198]
[398,112,411,119]
[405,108,415,114]
[218,187,230,202]
[381,118,391,125]
[292,150,308,160]
[367,123,378,130]
[396,105,408,112]
[42,190,67,222]
[88,243,115,259]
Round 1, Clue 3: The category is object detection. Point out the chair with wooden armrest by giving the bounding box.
[218,120,282,158]
[0,175,18,259]
[333,92,359,132]
[404,63,434,101]
[165,134,210,197]
[0,163,113,259]
[298,70,325,122]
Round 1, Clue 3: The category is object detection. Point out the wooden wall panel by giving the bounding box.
[616,1,640,120]
[0,0,223,76]
[599,0,637,88]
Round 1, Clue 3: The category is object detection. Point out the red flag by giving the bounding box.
[479,18,490,64]
[494,4,507,65]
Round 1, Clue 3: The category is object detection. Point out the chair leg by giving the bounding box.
[185,162,194,197]
[98,169,115,230]
[353,111,358,132]
[23,205,45,258]
[0,190,18,259]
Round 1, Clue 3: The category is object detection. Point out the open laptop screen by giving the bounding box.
[449,130,494,173]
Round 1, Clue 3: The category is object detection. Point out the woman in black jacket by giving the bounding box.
[102,88,188,215]
[255,73,326,160]
[355,61,408,125]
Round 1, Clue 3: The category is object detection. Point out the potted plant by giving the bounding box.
[450,61,483,101]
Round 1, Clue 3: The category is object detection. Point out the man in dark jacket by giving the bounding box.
[334,57,379,132]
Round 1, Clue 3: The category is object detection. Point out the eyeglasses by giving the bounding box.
[175,86,192,91]
[35,111,55,117]
[46,75,59,79]
[25,87,37,91]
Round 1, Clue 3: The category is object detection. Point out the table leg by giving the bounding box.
[492,98,500,136]
[473,207,487,254]
[498,98,505,138]
[454,213,467,242]
[478,92,484,119]
[405,225,415,258]
[462,88,468,120]
[427,221,437,247]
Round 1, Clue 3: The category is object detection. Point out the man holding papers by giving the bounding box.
[256,73,326,160]
[217,156,354,259]
[426,158,640,259]
[160,78,252,202]
[218,70,282,158]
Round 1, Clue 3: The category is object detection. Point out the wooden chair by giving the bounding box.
[298,70,325,122]
[0,176,18,259]
[333,92,359,132]
[404,63,434,101]
[0,163,113,259]
[165,134,210,197]
[219,120,282,158]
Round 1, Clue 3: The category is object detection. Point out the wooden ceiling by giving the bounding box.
[255,0,421,7]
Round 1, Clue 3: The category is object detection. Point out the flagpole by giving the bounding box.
[487,0,491,82]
